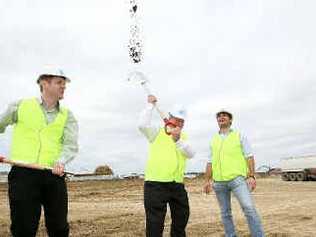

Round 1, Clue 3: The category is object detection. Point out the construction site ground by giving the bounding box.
[0,176,315,236]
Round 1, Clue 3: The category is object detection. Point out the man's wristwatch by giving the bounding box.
[248,175,256,180]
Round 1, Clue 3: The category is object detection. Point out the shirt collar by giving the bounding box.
[218,128,233,135]
[37,97,60,112]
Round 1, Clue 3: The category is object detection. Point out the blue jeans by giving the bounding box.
[213,176,264,237]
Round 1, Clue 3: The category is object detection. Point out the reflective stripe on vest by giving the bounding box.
[210,131,248,181]
[145,128,188,183]
[11,98,68,168]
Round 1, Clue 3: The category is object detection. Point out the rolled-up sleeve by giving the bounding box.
[240,133,253,159]
[59,110,79,165]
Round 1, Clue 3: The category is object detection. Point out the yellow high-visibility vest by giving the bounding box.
[11,98,68,168]
[210,131,248,181]
[145,129,188,183]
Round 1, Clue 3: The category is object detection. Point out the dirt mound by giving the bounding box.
[94,165,113,175]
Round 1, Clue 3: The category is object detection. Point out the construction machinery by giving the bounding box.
[280,155,316,181]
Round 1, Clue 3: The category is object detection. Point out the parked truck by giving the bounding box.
[280,155,316,181]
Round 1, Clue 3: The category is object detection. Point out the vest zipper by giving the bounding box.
[218,138,225,180]
[173,147,179,182]
[37,105,49,165]
[36,129,43,164]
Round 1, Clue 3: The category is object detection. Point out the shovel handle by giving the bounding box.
[0,156,74,175]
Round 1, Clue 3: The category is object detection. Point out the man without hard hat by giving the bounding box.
[139,95,195,237]
[0,67,78,237]
[203,109,265,237]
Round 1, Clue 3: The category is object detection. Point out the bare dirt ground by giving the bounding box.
[0,176,315,237]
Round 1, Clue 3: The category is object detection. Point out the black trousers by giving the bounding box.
[144,181,190,237]
[8,166,69,237]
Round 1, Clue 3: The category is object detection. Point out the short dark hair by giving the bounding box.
[37,74,67,84]
[216,111,233,120]
[37,75,54,92]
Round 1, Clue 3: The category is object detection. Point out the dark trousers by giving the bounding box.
[8,166,69,237]
[144,181,190,237]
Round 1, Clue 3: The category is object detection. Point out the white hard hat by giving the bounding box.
[37,66,70,84]
[169,105,187,120]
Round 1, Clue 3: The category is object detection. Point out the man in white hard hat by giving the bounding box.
[139,95,195,237]
[203,110,265,237]
[0,67,78,237]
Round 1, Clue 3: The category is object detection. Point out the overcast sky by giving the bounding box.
[0,0,315,174]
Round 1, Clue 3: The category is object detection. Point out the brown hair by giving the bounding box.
[37,75,53,92]
[216,111,233,120]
